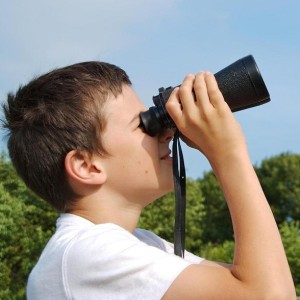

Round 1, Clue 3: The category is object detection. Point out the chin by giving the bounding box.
[160,179,174,195]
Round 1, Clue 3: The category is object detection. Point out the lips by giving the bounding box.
[160,150,172,160]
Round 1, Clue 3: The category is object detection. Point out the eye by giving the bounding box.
[138,121,146,132]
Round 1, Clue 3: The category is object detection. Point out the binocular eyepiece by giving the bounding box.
[140,55,270,136]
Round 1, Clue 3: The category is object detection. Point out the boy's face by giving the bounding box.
[100,85,174,206]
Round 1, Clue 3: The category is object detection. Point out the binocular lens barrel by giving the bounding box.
[215,55,270,112]
[140,55,270,136]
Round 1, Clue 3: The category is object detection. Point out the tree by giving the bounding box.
[199,240,234,264]
[0,154,58,300]
[256,153,300,224]
[198,171,233,244]
[280,221,300,295]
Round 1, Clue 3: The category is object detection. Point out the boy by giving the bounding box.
[2,61,295,299]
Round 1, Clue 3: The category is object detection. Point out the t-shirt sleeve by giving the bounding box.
[63,225,197,300]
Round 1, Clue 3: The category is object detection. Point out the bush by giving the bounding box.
[280,221,300,295]
[0,154,58,299]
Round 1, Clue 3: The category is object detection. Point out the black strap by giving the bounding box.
[172,130,186,258]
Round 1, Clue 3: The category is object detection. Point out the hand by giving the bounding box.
[166,72,247,167]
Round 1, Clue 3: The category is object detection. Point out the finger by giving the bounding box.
[165,87,183,124]
[205,72,226,109]
[178,74,196,113]
[193,72,212,111]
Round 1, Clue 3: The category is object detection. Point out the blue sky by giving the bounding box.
[1,0,299,179]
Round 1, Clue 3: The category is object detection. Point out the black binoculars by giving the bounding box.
[140,55,270,136]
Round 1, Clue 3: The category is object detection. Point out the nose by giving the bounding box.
[158,128,175,143]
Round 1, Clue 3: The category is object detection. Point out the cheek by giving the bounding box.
[105,132,159,175]
[125,151,158,173]
[121,147,159,176]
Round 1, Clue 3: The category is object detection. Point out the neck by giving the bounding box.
[69,197,143,233]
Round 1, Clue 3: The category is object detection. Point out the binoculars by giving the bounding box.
[140,55,270,136]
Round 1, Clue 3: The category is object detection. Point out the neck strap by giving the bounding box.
[172,131,186,258]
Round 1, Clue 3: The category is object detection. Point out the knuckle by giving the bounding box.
[185,113,201,127]
[178,87,189,100]
[165,100,177,115]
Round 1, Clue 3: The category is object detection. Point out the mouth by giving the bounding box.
[160,150,172,161]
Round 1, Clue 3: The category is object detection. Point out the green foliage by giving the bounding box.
[280,221,300,295]
[256,153,300,224]
[0,154,58,300]
[199,240,234,263]
[139,192,175,241]
[184,179,205,253]
[198,171,233,243]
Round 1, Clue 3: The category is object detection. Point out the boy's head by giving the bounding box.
[2,61,131,212]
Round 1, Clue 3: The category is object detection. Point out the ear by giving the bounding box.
[65,150,107,185]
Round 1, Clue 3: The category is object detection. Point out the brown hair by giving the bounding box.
[2,61,131,211]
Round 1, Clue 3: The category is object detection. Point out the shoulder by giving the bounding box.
[63,225,197,299]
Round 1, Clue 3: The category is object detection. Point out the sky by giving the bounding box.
[1,0,299,179]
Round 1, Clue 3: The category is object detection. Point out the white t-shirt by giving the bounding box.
[27,213,203,300]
